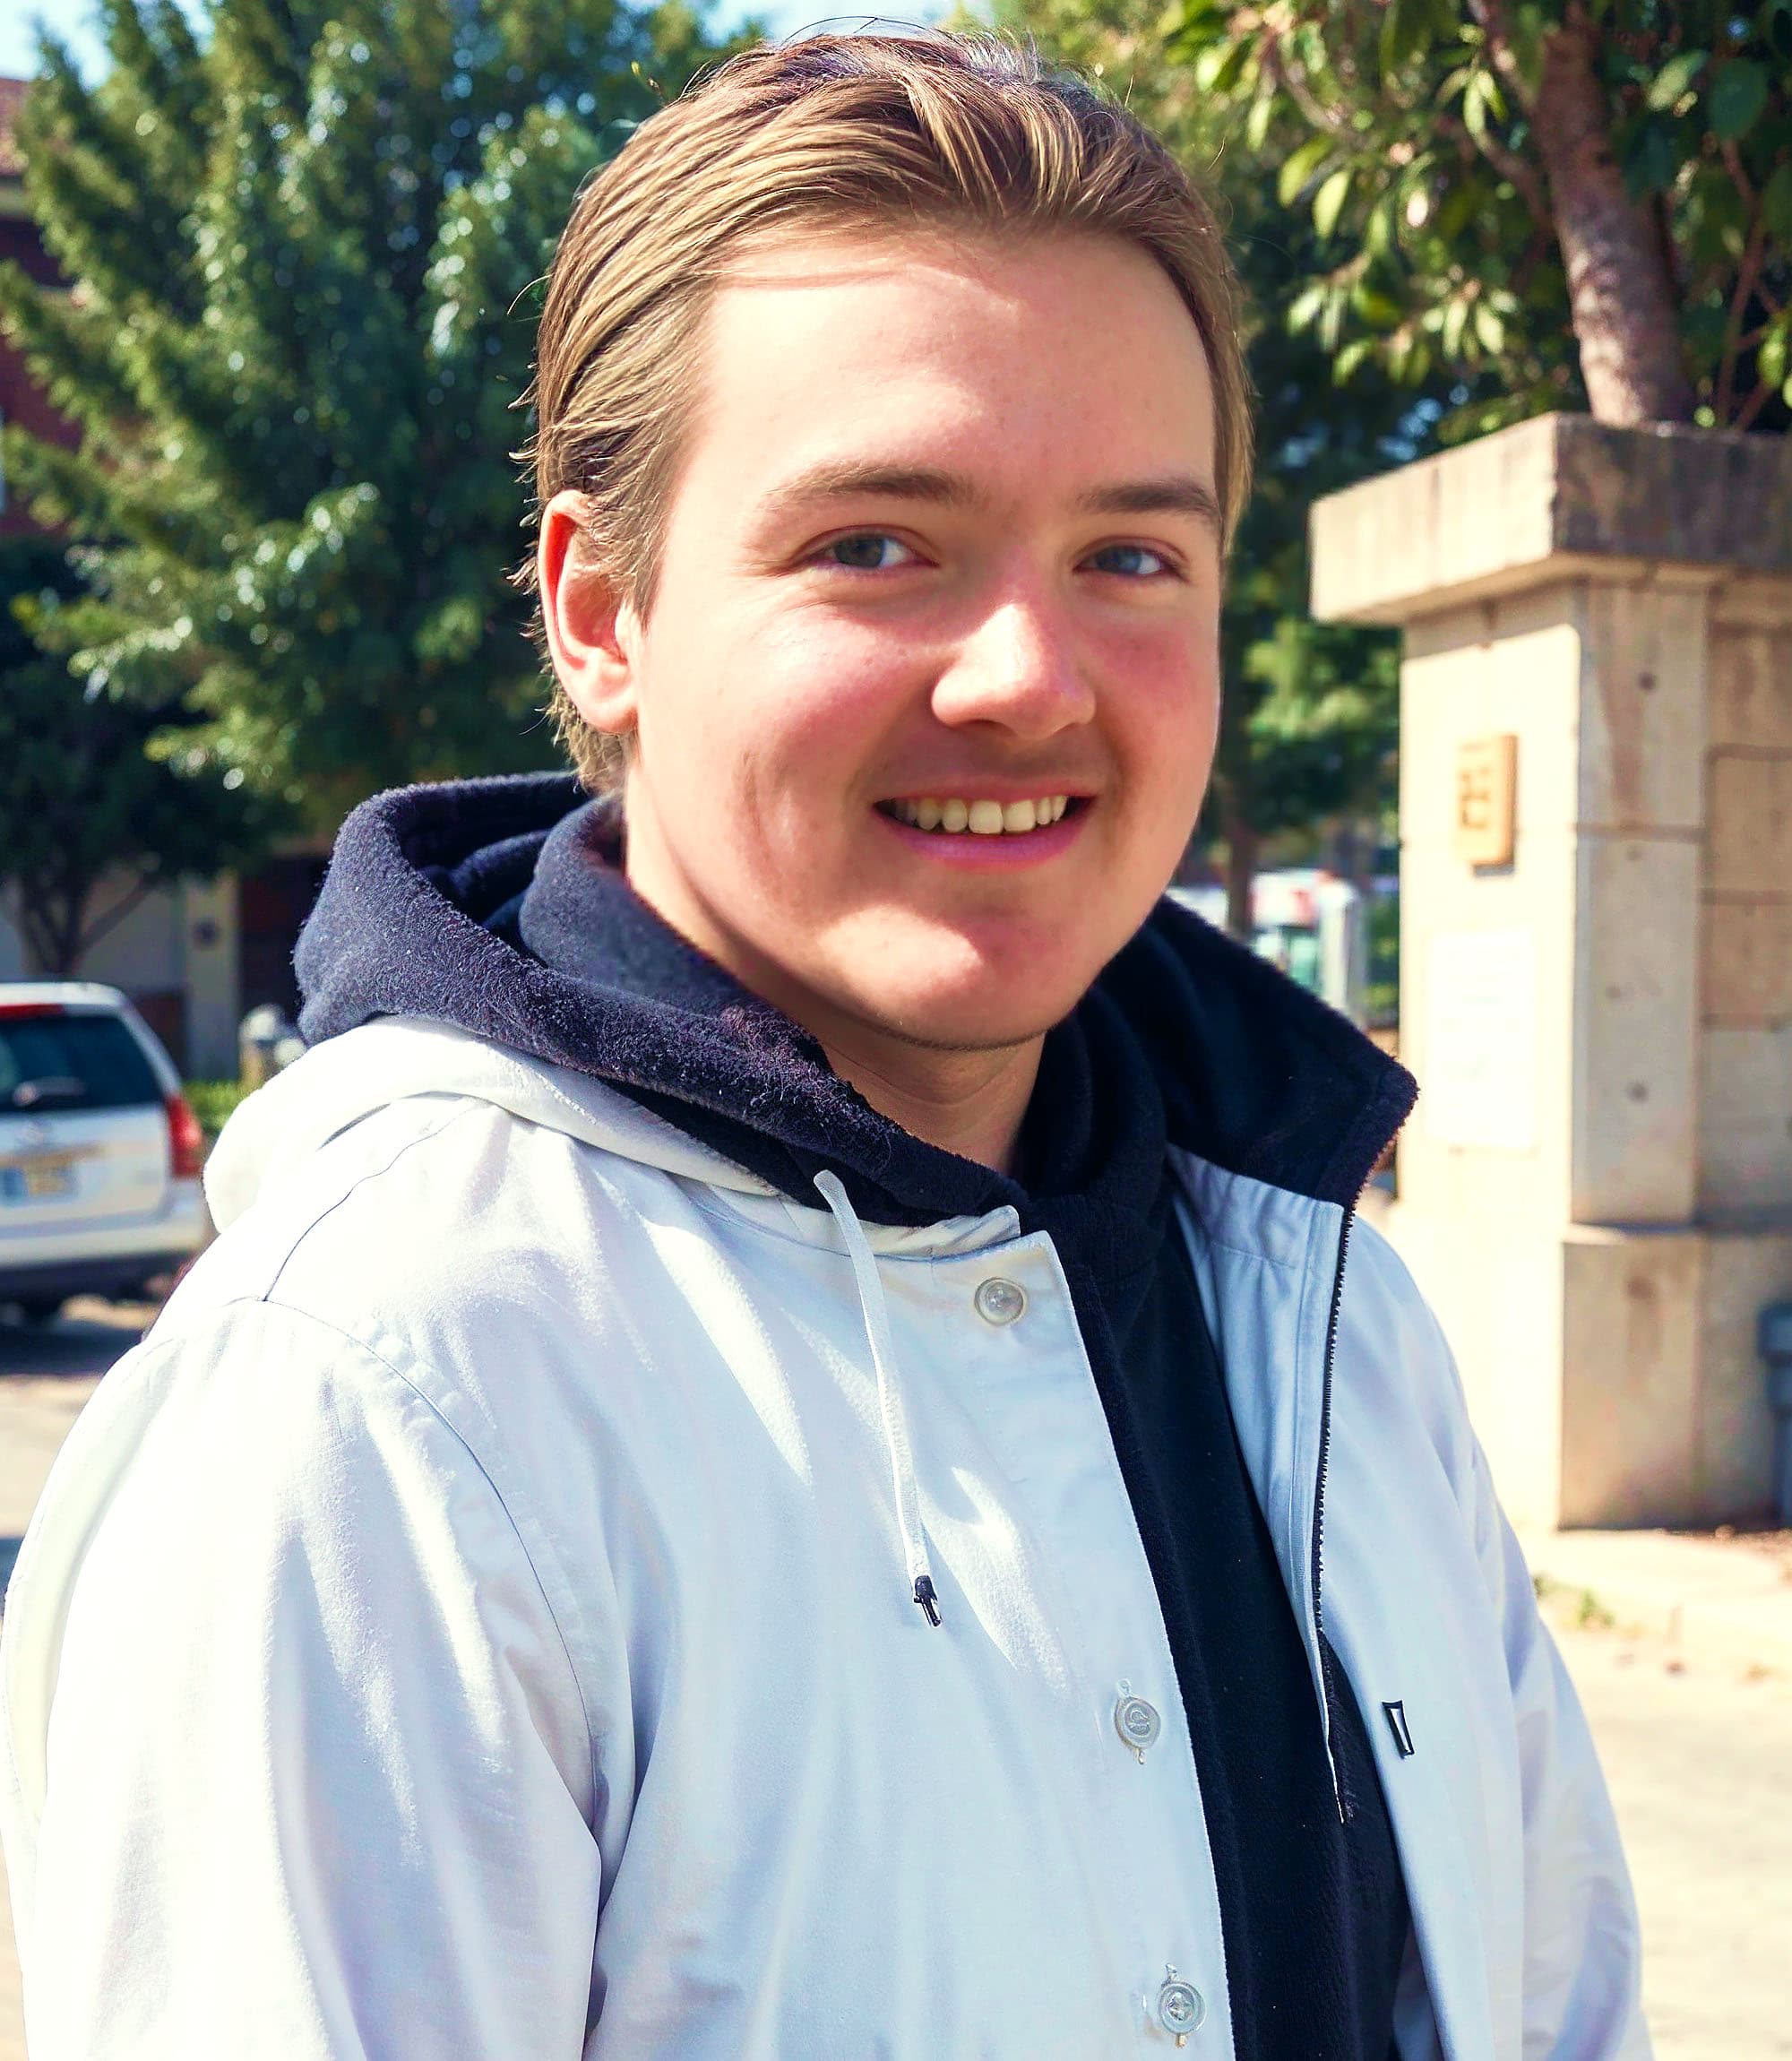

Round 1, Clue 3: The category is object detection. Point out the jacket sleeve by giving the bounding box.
[1464,1438,1653,2061]
[1,1298,604,2061]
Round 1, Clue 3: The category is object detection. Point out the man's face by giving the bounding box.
[549,225,1223,1056]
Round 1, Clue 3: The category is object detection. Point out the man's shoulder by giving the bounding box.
[179,1091,650,1369]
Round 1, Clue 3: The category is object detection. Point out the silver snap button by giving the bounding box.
[973,1277,1026,1325]
[1156,1966,1205,2044]
[1115,1687,1161,1761]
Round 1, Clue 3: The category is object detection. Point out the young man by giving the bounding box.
[1,33,1646,2060]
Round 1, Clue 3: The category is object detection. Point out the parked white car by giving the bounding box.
[0,983,210,1324]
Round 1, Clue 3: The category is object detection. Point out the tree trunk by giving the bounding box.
[1220,794,1259,942]
[1530,6,1694,425]
[18,880,92,979]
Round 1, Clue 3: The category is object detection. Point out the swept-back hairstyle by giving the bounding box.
[519,30,1253,789]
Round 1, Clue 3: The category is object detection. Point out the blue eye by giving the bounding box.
[1087,543,1173,578]
[823,533,914,571]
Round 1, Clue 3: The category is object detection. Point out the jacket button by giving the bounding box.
[1155,1967,1205,2044]
[1115,1687,1161,1761]
[973,1277,1026,1325]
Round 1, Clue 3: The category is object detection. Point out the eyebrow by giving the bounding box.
[1076,476,1223,532]
[754,461,1223,536]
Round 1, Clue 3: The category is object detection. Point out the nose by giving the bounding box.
[929,584,1097,740]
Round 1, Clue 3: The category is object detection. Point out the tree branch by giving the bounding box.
[1732,375,1777,434]
[1442,0,1553,230]
[70,873,157,969]
[1719,137,1755,208]
[1465,0,1528,99]
[1715,209,1767,425]
[1466,121,1553,232]
[1263,42,1357,142]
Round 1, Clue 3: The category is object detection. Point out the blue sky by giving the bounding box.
[0,0,943,82]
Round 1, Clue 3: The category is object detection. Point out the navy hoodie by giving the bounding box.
[297,772,1419,2060]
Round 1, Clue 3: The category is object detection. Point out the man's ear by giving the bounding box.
[538,489,642,736]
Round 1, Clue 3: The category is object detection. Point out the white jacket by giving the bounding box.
[1,1019,1648,2059]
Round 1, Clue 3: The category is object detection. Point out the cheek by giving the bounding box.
[727,618,930,790]
[1100,620,1221,779]
[641,614,920,871]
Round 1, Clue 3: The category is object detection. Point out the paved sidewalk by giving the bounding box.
[1556,1622,1792,2060]
[1523,1522,1792,1675]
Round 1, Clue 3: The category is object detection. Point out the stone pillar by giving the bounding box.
[180,875,241,1080]
[1311,415,1792,1529]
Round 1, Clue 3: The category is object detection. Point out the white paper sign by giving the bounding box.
[1422,927,1538,1151]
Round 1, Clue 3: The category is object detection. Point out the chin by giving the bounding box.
[858,979,1087,1056]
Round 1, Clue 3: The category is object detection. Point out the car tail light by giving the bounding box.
[0,1002,64,1020]
[165,1091,206,1180]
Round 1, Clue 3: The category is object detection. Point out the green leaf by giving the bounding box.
[1332,337,1375,383]
[1623,118,1680,199]
[1645,49,1707,111]
[1193,37,1251,94]
[1760,316,1791,392]
[1317,286,1346,353]
[1471,301,1505,354]
[1288,281,1327,331]
[1709,59,1768,141]
[1245,89,1274,152]
[1352,280,1404,327]
[1441,295,1470,358]
[1313,167,1353,239]
[1762,162,1792,244]
[1277,134,1332,207]
[1462,68,1504,141]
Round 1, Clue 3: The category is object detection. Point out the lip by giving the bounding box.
[872,798,1091,869]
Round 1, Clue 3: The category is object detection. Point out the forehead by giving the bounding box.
[677,224,1218,511]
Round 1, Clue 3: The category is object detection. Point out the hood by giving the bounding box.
[211,773,1414,1236]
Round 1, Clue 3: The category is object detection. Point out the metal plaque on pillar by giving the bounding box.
[1454,734,1518,867]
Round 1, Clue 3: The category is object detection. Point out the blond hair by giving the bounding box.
[519,30,1253,789]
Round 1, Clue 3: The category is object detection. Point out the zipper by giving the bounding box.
[1311,1201,1355,1825]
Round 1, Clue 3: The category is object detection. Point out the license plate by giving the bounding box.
[0,1156,78,1203]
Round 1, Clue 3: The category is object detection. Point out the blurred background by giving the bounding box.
[0,1,1788,2054]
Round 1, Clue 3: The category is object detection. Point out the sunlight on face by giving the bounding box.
[599,227,1222,1057]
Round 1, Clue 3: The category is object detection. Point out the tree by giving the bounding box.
[0,536,272,977]
[0,0,744,825]
[1167,0,1792,436]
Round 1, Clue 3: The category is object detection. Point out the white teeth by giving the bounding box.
[889,794,1074,834]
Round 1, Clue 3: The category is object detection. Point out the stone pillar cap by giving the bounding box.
[1309,412,1792,626]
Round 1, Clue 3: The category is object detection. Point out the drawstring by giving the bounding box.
[814,1169,943,1629]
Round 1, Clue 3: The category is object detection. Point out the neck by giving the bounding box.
[815,1031,1042,1177]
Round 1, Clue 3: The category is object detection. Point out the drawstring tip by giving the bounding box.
[913,1574,942,1627]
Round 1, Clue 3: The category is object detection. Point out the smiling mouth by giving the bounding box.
[877,795,1078,836]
